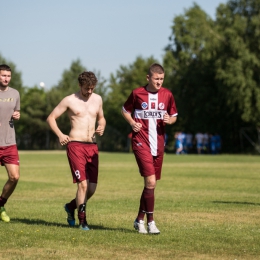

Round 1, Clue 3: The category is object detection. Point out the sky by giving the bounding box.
[2,0,225,89]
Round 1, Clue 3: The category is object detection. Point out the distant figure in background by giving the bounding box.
[215,133,222,154]
[195,132,204,154]
[203,132,209,154]
[174,132,183,154]
[185,132,193,153]
[209,134,217,154]
[175,131,186,154]
[0,64,21,223]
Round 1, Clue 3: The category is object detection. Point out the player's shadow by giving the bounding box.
[212,201,260,206]
[12,218,134,233]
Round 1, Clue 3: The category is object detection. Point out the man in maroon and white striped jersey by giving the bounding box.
[122,63,178,234]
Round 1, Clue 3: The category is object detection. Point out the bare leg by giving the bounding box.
[1,164,20,199]
[76,180,87,207]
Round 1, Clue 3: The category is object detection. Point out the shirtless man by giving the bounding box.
[47,71,106,231]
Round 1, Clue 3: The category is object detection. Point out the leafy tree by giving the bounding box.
[164,4,224,137]
[215,0,260,126]
[19,87,48,149]
[163,0,260,152]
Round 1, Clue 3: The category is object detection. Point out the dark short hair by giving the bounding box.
[148,63,164,76]
[78,71,98,87]
[0,64,12,72]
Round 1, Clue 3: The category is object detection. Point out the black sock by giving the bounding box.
[0,196,7,207]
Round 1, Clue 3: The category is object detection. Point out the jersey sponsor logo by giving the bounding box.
[0,98,14,102]
[159,102,165,109]
[144,111,163,118]
[141,102,148,109]
[151,102,155,109]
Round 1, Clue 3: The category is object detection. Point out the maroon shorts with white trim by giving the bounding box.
[133,148,164,180]
[66,141,99,184]
[0,145,20,166]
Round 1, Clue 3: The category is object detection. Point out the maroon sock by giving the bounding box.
[143,188,155,223]
[137,189,146,221]
[0,196,7,207]
[67,198,77,211]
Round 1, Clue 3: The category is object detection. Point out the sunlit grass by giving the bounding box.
[0,152,259,259]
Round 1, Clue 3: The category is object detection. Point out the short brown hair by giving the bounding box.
[0,64,12,72]
[148,63,164,76]
[78,71,98,87]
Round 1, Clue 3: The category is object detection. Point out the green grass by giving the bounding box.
[0,152,259,260]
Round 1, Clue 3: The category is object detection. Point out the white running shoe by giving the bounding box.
[133,219,148,234]
[147,221,160,234]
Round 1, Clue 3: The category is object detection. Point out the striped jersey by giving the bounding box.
[122,85,178,156]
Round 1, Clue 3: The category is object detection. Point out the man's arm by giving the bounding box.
[121,109,142,132]
[95,99,106,136]
[46,98,70,146]
[163,112,177,125]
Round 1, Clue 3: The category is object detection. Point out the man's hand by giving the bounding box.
[12,111,20,120]
[59,134,70,146]
[163,112,170,124]
[163,112,177,125]
[95,125,105,136]
[131,122,142,132]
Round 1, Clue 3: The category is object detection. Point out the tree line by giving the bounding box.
[1,0,260,153]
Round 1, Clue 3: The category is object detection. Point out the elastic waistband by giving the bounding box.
[69,141,97,145]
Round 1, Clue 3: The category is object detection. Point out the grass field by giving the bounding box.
[0,152,259,260]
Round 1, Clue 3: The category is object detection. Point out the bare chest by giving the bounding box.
[68,100,99,119]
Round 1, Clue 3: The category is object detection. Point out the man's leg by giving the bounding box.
[144,175,160,234]
[134,175,156,234]
[65,181,97,227]
[86,182,97,200]
[76,180,90,230]
[0,164,20,222]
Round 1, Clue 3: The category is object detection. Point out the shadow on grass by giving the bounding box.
[12,218,133,232]
[212,201,260,206]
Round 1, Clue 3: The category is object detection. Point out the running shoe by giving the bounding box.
[64,204,75,226]
[0,207,10,223]
[147,221,160,234]
[79,221,90,231]
[133,219,148,234]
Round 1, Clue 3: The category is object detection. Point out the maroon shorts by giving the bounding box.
[133,148,164,180]
[0,145,20,166]
[66,141,99,184]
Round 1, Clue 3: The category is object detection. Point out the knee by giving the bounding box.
[78,181,88,192]
[9,173,20,183]
[145,180,156,189]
